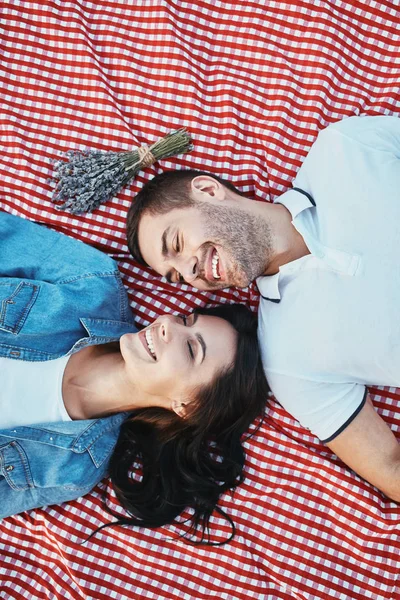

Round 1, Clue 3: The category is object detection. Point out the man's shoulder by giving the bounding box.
[316,114,400,152]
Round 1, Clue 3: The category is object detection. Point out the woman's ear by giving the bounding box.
[171,399,188,418]
[190,175,226,202]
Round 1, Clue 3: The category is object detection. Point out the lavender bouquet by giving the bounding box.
[50,128,193,214]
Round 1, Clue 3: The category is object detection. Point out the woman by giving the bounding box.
[0,211,269,542]
[2,298,250,428]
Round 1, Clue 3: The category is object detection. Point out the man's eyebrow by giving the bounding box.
[161,227,170,258]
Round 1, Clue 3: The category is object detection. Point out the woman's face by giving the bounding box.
[119,312,237,413]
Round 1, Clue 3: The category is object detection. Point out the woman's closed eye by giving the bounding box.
[187,340,195,360]
[179,315,196,360]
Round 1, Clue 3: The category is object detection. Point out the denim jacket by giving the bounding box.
[0,211,137,518]
[0,412,129,519]
[0,211,136,360]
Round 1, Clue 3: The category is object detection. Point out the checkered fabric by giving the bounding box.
[1,1,400,598]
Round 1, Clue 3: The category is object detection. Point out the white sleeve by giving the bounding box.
[266,372,367,442]
[325,115,400,157]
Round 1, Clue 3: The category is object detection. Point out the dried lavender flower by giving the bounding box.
[50,128,193,214]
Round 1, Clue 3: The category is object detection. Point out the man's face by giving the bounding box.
[138,200,272,291]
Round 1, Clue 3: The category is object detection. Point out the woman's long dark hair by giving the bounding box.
[103,304,269,544]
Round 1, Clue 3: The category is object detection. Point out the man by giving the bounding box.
[127,115,400,501]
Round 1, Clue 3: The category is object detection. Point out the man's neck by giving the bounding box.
[261,202,310,275]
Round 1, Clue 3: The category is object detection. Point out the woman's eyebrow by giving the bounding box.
[196,333,206,363]
[190,314,206,362]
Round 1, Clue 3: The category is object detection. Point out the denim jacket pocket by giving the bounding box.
[0,441,34,490]
[0,282,39,334]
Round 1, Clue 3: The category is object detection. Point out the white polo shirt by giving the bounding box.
[257,115,400,442]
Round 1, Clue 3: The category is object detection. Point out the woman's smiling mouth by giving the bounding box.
[140,328,157,360]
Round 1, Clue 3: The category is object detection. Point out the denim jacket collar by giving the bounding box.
[80,318,136,340]
[68,319,136,356]
[0,412,130,467]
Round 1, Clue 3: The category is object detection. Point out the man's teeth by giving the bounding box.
[145,329,156,359]
[212,251,221,279]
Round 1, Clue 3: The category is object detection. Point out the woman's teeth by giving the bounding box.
[145,329,156,359]
[212,250,221,279]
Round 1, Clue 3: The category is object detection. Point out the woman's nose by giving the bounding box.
[156,314,178,342]
[156,316,169,342]
[156,312,188,342]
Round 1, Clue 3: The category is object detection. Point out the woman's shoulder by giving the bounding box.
[0,413,129,519]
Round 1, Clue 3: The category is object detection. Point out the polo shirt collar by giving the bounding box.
[275,186,315,218]
[256,271,281,302]
[257,187,315,302]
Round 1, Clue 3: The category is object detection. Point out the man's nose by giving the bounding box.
[180,256,198,283]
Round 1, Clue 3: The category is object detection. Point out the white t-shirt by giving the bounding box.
[0,355,72,429]
[257,115,400,442]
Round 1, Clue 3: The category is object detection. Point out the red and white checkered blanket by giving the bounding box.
[1,1,400,598]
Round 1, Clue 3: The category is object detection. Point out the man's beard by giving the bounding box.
[197,201,273,288]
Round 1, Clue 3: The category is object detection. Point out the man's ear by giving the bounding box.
[190,175,226,202]
[171,399,188,418]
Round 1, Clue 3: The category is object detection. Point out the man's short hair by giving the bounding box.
[126,169,240,266]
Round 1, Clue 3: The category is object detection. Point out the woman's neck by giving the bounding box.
[62,343,150,420]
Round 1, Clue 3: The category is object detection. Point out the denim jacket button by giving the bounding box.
[5,465,14,471]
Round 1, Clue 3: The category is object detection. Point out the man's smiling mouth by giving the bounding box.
[211,248,221,280]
